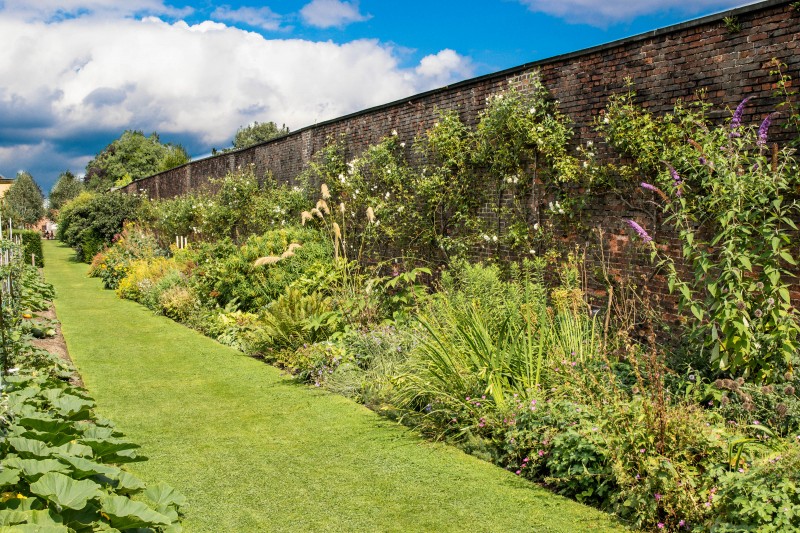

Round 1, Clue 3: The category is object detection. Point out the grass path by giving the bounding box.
[43,240,623,532]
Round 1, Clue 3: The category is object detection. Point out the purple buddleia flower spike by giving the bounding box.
[625,219,653,243]
[663,163,683,197]
[699,156,707,165]
[730,97,752,137]
[757,112,778,146]
[641,182,668,201]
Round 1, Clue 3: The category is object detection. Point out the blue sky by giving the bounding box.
[0,0,757,193]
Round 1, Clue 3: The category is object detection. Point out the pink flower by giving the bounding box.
[655,493,662,501]
[657,523,664,529]
[515,470,521,475]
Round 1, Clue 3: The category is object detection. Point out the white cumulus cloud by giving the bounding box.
[210,5,284,32]
[300,0,370,29]
[0,11,474,189]
[517,0,756,26]
[415,50,474,88]
[0,0,191,21]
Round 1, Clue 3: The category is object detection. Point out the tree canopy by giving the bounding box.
[84,130,190,191]
[48,170,84,217]
[214,121,289,154]
[2,171,45,227]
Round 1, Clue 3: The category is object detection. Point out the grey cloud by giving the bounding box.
[82,86,128,107]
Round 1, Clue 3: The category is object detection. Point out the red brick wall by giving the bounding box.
[121,0,800,315]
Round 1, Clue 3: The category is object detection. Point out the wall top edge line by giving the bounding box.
[127,0,788,187]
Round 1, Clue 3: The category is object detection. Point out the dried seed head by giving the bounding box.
[254,256,282,266]
[714,379,725,389]
[784,385,796,396]
[743,400,754,412]
[736,377,745,386]
[287,243,302,253]
[311,208,324,219]
[776,403,789,417]
[761,385,774,395]
[332,222,342,239]
[317,199,330,215]
[339,202,346,214]
[301,211,313,225]
[366,206,376,223]
[280,250,295,259]
[321,183,331,200]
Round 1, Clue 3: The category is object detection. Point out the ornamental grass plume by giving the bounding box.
[311,208,324,219]
[321,183,331,200]
[625,219,653,243]
[366,206,376,224]
[286,243,302,253]
[332,222,342,260]
[316,199,330,215]
[730,96,752,137]
[300,211,312,225]
[254,256,282,266]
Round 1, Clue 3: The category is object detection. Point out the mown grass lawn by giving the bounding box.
[43,240,624,532]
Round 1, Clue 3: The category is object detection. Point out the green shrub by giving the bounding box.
[608,90,800,383]
[17,229,43,267]
[57,191,140,261]
[326,325,414,407]
[191,227,332,311]
[88,225,162,290]
[258,288,336,352]
[116,257,180,302]
[159,285,201,323]
[713,443,800,531]
[279,341,349,386]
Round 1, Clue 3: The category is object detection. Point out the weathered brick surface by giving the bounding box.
[122,0,799,320]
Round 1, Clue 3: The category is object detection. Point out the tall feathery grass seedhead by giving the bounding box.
[321,183,331,200]
[254,256,282,266]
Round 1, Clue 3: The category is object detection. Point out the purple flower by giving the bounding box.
[655,493,663,501]
[625,219,653,243]
[757,112,778,146]
[730,96,752,136]
[699,156,707,165]
[665,163,683,197]
[679,520,686,527]
[640,182,658,192]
